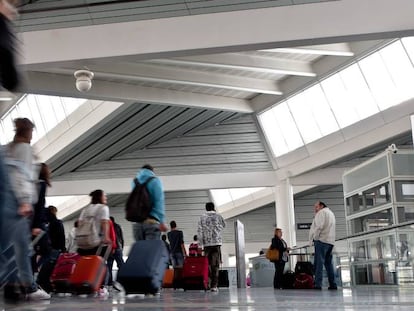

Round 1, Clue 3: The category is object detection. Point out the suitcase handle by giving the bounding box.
[96,244,112,261]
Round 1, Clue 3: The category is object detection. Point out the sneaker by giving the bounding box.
[26,287,51,300]
[210,287,218,292]
[98,287,109,298]
[112,282,122,292]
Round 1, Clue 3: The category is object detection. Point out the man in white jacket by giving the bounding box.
[309,201,337,290]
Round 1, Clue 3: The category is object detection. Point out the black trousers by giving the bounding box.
[0,47,19,92]
[273,261,285,289]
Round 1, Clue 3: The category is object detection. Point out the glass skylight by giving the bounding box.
[211,187,265,207]
[259,37,414,158]
[0,94,86,145]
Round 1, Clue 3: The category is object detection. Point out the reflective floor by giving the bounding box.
[1,287,413,310]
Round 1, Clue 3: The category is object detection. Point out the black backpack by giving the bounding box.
[125,177,155,222]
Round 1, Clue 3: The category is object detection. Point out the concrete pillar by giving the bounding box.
[274,179,297,248]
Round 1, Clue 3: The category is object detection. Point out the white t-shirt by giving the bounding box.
[79,203,110,237]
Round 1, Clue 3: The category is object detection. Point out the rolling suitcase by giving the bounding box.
[117,240,169,294]
[218,269,229,288]
[294,273,314,289]
[162,268,174,288]
[51,253,81,293]
[69,245,111,295]
[295,261,314,275]
[182,256,209,291]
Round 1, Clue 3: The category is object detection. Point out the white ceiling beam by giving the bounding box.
[152,54,315,77]
[290,167,347,186]
[20,0,414,66]
[260,43,354,56]
[45,62,282,95]
[47,171,278,196]
[25,71,253,113]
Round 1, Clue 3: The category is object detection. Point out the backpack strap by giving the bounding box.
[143,176,155,186]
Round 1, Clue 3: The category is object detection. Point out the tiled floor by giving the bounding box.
[1,287,414,310]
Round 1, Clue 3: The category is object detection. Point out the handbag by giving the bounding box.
[265,246,279,262]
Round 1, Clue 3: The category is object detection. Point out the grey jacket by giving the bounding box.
[4,143,37,205]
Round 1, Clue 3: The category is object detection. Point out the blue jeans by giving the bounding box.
[0,152,36,291]
[314,240,336,288]
[133,222,161,241]
[171,252,184,268]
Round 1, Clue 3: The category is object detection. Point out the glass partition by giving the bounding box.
[346,182,391,215]
[348,208,393,235]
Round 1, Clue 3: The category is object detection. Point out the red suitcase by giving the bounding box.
[182,256,209,290]
[51,253,81,293]
[69,246,111,294]
[294,273,314,289]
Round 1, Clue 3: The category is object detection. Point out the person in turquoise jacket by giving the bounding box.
[132,164,168,240]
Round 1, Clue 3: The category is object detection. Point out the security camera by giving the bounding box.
[386,143,398,154]
[74,69,94,92]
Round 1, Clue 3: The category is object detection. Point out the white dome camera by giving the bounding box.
[386,143,398,154]
[74,69,94,92]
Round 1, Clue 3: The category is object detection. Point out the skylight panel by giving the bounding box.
[272,102,303,152]
[321,73,358,128]
[359,52,400,110]
[401,37,414,65]
[379,40,414,103]
[303,84,339,136]
[287,92,321,144]
[339,64,379,120]
[0,94,86,145]
[258,109,289,157]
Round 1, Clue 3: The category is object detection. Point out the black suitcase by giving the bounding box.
[117,240,169,294]
[218,270,229,288]
[295,261,314,276]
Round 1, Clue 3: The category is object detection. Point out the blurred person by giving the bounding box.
[66,220,79,253]
[47,205,66,253]
[161,234,171,263]
[107,216,124,289]
[167,221,187,268]
[270,228,289,289]
[2,118,50,300]
[197,202,226,292]
[0,0,20,91]
[188,235,202,257]
[132,164,167,241]
[31,163,52,272]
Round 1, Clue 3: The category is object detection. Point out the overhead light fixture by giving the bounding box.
[0,91,15,101]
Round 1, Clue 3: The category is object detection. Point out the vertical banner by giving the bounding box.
[234,220,246,288]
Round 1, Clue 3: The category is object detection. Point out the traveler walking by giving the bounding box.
[197,202,226,292]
